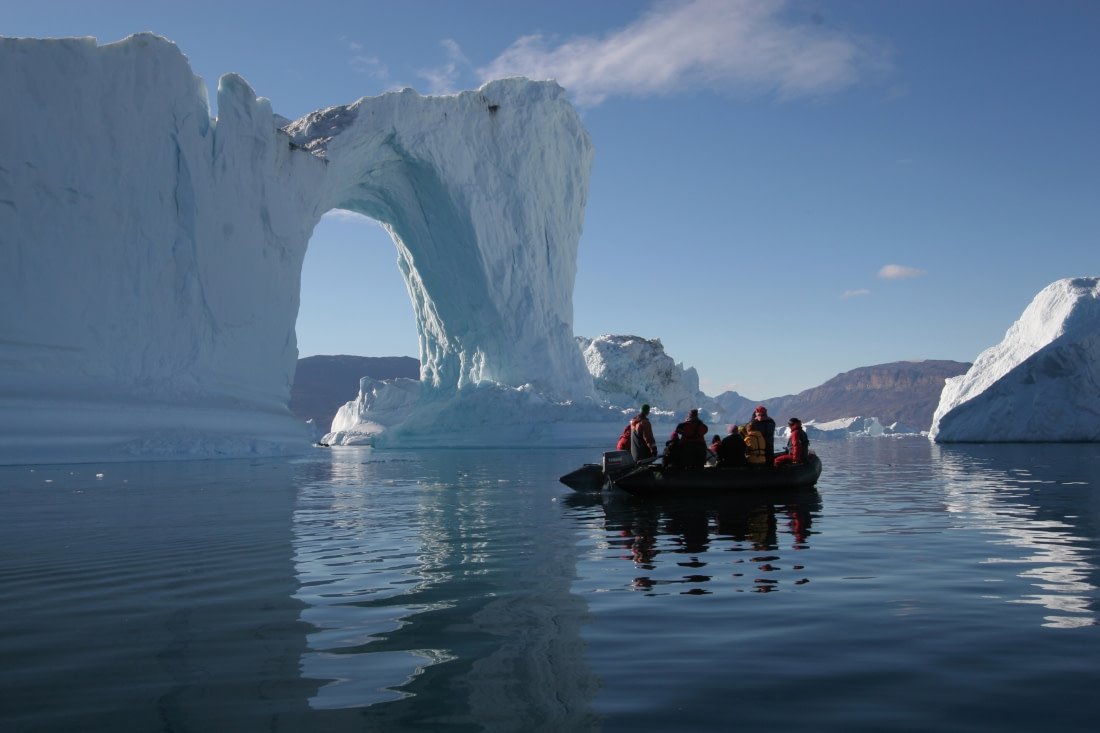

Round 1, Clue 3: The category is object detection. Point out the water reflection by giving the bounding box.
[291,447,600,730]
[932,443,1098,628]
[4,442,1097,729]
[563,488,822,595]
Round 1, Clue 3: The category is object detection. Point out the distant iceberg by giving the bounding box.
[930,277,1100,443]
[325,377,420,445]
[799,417,923,440]
[323,334,729,447]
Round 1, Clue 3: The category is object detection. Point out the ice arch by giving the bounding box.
[286,81,595,403]
[0,33,596,464]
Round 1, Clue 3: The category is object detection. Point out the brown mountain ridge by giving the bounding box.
[714,360,972,431]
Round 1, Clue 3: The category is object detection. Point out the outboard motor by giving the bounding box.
[602,450,636,476]
[559,451,639,491]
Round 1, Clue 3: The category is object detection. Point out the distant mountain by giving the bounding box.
[290,355,419,429]
[714,360,972,431]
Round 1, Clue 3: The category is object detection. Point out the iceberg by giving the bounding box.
[930,277,1100,443]
[322,334,727,448]
[579,335,711,413]
[0,33,597,464]
[791,417,920,440]
[325,377,420,445]
[804,417,886,440]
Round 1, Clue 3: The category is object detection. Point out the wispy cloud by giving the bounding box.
[417,39,471,96]
[841,289,871,298]
[345,34,420,93]
[877,264,927,279]
[478,0,890,106]
[350,52,393,81]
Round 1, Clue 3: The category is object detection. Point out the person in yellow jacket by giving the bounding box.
[743,420,767,466]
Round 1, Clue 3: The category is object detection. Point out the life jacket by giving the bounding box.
[744,430,766,465]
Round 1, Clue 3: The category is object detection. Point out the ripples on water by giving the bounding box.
[0,438,1097,731]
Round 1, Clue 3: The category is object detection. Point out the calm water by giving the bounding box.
[1,437,1098,731]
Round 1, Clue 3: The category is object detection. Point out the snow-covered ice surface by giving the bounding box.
[0,34,597,463]
[930,277,1100,443]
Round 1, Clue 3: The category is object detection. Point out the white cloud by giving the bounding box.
[841,289,871,298]
[478,0,890,106]
[877,264,927,279]
[350,53,391,81]
[322,210,383,226]
[418,39,472,96]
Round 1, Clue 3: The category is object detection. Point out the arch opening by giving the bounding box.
[296,211,420,366]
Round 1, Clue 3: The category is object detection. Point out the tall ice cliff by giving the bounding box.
[0,33,595,463]
[930,277,1100,443]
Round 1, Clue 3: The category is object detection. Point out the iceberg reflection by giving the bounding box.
[933,443,1098,628]
[292,447,599,728]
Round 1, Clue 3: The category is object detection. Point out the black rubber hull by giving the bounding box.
[559,463,607,491]
[613,454,822,496]
[559,451,655,491]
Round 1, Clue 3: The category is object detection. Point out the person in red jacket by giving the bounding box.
[675,408,708,469]
[774,418,809,467]
[615,424,631,451]
[629,404,657,460]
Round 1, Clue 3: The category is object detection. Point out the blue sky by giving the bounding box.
[7,1,1098,399]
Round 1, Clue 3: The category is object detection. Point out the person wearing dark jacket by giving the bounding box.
[716,424,749,467]
[774,418,810,467]
[662,431,682,468]
[751,405,777,464]
[675,408,708,469]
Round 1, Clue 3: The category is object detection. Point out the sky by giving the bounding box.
[6,0,1098,400]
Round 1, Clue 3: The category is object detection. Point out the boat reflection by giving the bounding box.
[563,488,822,595]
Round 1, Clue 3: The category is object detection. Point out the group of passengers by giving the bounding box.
[619,404,809,470]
